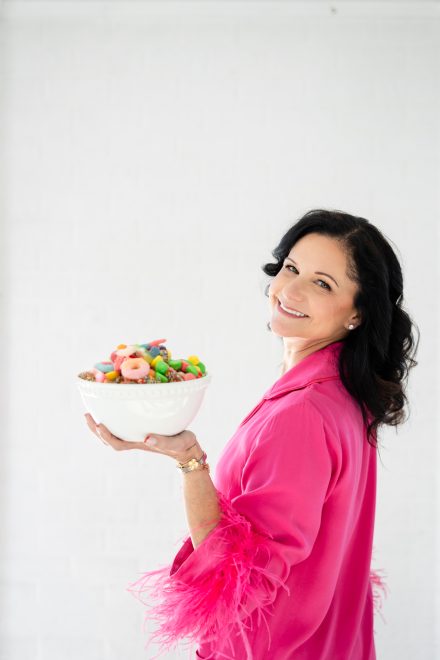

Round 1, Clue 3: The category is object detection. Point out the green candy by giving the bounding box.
[155,360,170,375]
[197,361,206,374]
[186,363,199,376]
[156,371,169,383]
[169,359,182,370]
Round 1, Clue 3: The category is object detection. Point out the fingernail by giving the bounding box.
[145,437,157,446]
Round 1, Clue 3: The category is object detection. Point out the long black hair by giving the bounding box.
[262,208,420,449]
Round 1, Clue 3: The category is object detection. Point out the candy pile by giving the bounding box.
[78,338,207,384]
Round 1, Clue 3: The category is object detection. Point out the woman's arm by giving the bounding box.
[182,468,221,548]
[126,402,335,655]
[87,415,222,548]
[177,441,221,548]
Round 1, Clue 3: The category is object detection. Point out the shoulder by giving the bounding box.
[264,387,328,429]
[259,389,343,465]
[256,393,327,447]
[271,378,358,428]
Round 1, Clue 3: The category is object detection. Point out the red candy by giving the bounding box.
[148,338,167,347]
[114,355,126,372]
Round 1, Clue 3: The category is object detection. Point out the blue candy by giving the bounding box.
[94,362,114,373]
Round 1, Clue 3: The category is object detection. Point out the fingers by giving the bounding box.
[96,423,120,448]
[84,413,195,458]
[85,413,109,445]
[84,412,96,427]
[84,413,156,452]
[88,418,110,446]
[143,434,170,456]
[84,413,115,447]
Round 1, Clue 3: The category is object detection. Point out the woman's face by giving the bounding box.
[268,232,362,344]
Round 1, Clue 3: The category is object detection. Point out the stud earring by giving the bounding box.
[348,324,354,330]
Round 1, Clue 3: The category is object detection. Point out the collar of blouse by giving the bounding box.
[263,340,344,401]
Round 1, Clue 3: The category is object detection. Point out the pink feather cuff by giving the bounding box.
[126,489,289,659]
[369,567,388,619]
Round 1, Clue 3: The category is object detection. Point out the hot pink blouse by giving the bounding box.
[127,340,387,659]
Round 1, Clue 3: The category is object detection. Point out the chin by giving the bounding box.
[269,319,296,337]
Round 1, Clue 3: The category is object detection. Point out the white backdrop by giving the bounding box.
[0,1,438,659]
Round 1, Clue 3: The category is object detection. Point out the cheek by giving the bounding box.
[315,297,337,311]
[267,279,280,302]
[307,294,341,320]
[321,300,348,321]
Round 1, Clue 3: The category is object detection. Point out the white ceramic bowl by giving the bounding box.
[77,373,212,441]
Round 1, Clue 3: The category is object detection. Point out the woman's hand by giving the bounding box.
[84,413,202,464]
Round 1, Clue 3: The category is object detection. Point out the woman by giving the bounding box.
[85,209,419,659]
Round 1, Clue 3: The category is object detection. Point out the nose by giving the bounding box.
[281,278,306,304]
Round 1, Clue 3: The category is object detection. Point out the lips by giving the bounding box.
[278,299,309,316]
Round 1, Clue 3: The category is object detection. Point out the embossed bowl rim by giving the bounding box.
[76,372,212,399]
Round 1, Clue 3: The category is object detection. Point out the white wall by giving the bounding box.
[0,1,438,658]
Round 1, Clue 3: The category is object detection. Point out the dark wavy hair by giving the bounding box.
[262,208,420,450]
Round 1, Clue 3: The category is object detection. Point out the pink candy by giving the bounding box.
[114,355,126,372]
[91,368,105,383]
[121,357,151,381]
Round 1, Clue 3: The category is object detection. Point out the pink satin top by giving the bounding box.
[127,340,387,659]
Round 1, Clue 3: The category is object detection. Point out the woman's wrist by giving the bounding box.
[174,440,204,465]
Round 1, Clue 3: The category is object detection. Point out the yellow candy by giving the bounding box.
[167,348,172,359]
[117,343,127,349]
[105,370,119,381]
[151,355,164,367]
[187,355,200,365]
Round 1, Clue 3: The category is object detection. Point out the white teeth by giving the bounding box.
[279,301,307,317]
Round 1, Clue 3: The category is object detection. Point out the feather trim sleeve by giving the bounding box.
[126,399,337,659]
[126,488,290,659]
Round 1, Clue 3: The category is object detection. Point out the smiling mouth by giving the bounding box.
[277,299,309,318]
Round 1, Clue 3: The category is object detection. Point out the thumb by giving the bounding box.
[144,435,158,446]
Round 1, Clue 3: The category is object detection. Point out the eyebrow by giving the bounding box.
[285,257,339,288]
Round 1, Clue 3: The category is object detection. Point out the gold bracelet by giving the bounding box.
[176,451,210,473]
[181,462,210,474]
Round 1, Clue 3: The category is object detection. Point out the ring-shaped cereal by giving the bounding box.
[94,361,114,373]
[121,357,150,380]
[116,345,136,357]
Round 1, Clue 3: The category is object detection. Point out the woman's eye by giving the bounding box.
[284,264,331,291]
